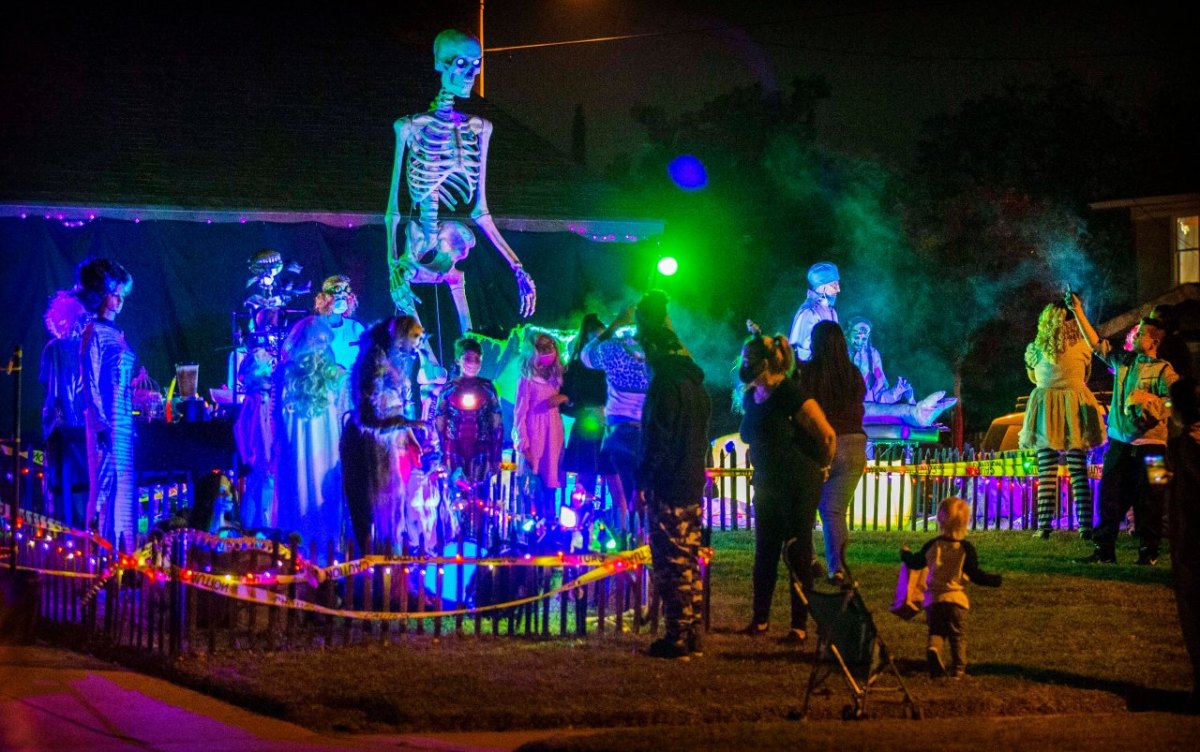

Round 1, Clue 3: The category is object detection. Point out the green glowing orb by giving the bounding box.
[657,256,679,276]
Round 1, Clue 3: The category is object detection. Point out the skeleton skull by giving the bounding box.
[850,320,871,351]
[433,29,482,99]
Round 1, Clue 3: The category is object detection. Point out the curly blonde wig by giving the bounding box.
[1032,303,1080,364]
[279,316,343,419]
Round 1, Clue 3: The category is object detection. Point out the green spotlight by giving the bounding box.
[657,256,679,276]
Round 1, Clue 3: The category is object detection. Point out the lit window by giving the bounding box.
[1179,215,1199,285]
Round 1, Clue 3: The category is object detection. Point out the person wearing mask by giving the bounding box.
[513,332,567,521]
[313,275,365,374]
[738,332,836,643]
[39,289,92,526]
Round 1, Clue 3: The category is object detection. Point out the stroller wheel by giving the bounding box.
[841,704,865,721]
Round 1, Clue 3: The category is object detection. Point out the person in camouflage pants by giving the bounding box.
[647,502,705,654]
[636,304,712,660]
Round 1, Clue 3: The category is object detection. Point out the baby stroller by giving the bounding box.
[784,538,921,720]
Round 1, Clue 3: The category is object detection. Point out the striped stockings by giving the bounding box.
[1035,448,1092,532]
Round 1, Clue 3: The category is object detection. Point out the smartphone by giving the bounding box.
[1144,454,1170,486]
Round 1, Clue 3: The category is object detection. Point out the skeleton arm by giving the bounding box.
[470,120,536,318]
[384,118,410,265]
[384,118,427,314]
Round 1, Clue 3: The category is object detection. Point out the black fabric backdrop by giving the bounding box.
[0,216,656,441]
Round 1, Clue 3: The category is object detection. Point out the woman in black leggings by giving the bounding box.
[738,332,836,642]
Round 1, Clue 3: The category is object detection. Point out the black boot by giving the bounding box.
[1075,546,1116,564]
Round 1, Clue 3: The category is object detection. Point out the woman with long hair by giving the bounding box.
[272,315,347,561]
[738,332,836,642]
[1019,301,1105,538]
[801,320,867,583]
[513,331,568,520]
[77,258,137,550]
[561,313,609,502]
[342,315,425,555]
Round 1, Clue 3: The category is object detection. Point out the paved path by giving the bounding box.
[0,645,572,751]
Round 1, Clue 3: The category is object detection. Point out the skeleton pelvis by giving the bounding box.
[405,219,475,275]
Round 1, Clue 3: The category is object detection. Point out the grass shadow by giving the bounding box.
[971,662,1194,712]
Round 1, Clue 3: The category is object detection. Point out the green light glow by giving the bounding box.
[657,256,679,276]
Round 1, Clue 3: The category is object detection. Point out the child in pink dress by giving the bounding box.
[513,332,567,520]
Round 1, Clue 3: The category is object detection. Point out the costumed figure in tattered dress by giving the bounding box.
[234,347,275,529]
[272,316,347,563]
[39,289,92,527]
[77,259,138,550]
[384,28,536,332]
[342,316,439,556]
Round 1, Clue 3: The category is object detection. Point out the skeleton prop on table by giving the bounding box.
[384,29,536,333]
[847,316,915,405]
[788,261,956,428]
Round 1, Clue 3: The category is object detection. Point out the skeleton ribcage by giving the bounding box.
[405,117,481,210]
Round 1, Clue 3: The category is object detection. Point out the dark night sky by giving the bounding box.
[5,1,1195,177]
[465,0,1195,172]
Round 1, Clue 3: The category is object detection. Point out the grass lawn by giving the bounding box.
[164,529,1195,739]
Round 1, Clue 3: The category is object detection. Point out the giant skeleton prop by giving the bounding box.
[385,29,536,333]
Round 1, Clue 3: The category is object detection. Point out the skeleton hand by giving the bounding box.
[388,256,422,314]
[514,267,536,318]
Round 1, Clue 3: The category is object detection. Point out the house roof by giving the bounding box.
[1090,193,1200,218]
[1097,282,1200,339]
[0,13,659,234]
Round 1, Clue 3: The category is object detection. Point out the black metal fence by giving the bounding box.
[2,505,711,657]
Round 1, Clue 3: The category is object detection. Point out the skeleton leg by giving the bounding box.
[445,268,472,334]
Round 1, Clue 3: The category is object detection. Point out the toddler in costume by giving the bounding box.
[901,497,1002,679]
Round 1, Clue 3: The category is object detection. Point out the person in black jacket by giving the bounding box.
[1167,378,1200,706]
[561,313,609,502]
[739,332,836,643]
[636,321,712,660]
